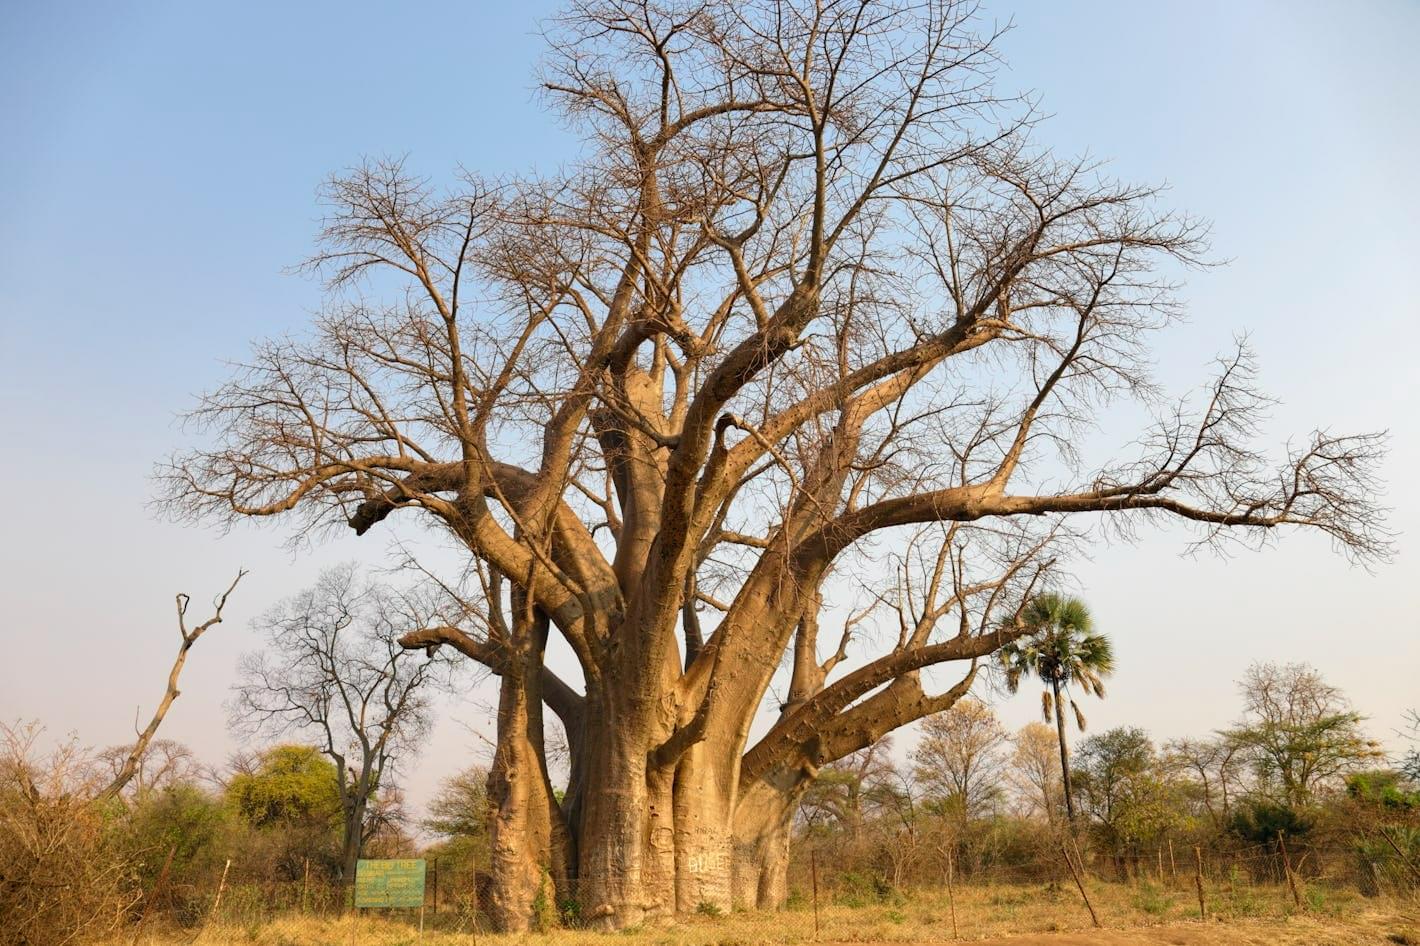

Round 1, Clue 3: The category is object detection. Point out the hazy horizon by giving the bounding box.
[2,0,1416,823]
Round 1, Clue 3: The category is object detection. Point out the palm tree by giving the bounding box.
[999,593,1115,823]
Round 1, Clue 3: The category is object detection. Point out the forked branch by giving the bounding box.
[98,570,246,801]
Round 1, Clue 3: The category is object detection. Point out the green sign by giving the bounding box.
[354,858,426,908]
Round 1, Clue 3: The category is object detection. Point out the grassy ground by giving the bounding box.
[117,882,1419,945]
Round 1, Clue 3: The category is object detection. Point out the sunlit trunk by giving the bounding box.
[485,642,570,932]
[576,713,653,930]
[672,743,735,913]
[731,773,800,909]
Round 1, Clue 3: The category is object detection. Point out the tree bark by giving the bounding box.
[484,625,571,932]
[731,769,804,910]
[671,742,736,914]
[576,707,654,930]
[341,796,367,889]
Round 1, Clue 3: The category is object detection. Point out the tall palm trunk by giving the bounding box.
[1051,677,1076,823]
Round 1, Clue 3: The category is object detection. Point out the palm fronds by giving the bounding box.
[1000,593,1115,732]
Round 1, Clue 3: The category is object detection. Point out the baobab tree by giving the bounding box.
[161,0,1386,930]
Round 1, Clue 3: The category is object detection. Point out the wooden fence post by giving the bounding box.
[944,847,959,940]
[1193,846,1207,919]
[1380,828,1420,883]
[471,862,480,946]
[1059,838,1100,928]
[210,857,232,921]
[1167,839,1177,885]
[811,847,821,941]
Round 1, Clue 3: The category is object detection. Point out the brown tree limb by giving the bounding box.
[98,570,246,801]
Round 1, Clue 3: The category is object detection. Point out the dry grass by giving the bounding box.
[109,881,1419,946]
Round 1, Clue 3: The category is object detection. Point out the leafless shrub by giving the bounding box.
[0,722,137,946]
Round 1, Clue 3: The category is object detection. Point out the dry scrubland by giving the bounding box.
[107,884,1418,946]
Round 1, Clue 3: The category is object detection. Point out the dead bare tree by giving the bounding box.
[230,565,442,887]
[1164,736,1245,827]
[1009,721,1064,824]
[160,0,1387,930]
[913,697,1008,821]
[98,571,245,802]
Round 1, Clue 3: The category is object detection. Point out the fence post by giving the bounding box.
[471,861,480,945]
[1193,846,1207,919]
[302,858,311,914]
[1380,828,1420,884]
[431,857,439,913]
[811,846,821,941]
[1059,838,1100,928]
[210,857,232,922]
[944,846,959,940]
[1167,838,1177,886]
[1278,831,1303,910]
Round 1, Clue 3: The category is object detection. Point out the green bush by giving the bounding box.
[1132,880,1175,916]
[1230,800,1311,845]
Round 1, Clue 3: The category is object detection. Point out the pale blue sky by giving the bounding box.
[2,2,1416,815]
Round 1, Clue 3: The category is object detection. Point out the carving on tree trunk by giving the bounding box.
[160,0,1388,930]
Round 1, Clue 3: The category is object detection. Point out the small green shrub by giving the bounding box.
[1133,880,1175,916]
[833,869,892,907]
[531,868,558,932]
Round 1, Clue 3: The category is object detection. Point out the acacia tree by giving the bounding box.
[162,0,1386,929]
[1164,736,1244,827]
[1223,662,1383,808]
[231,566,441,886]
[1073,727,1183,870]
[798,738,899,842]
[1403,711,1420,782]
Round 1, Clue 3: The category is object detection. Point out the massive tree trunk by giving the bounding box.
[671,741,738,913]
[485,622,571,932]
[574,731,748,923]
[573,664,678,931]
[731,769,807,909]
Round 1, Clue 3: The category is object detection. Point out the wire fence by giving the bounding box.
[129,826,1419,941]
